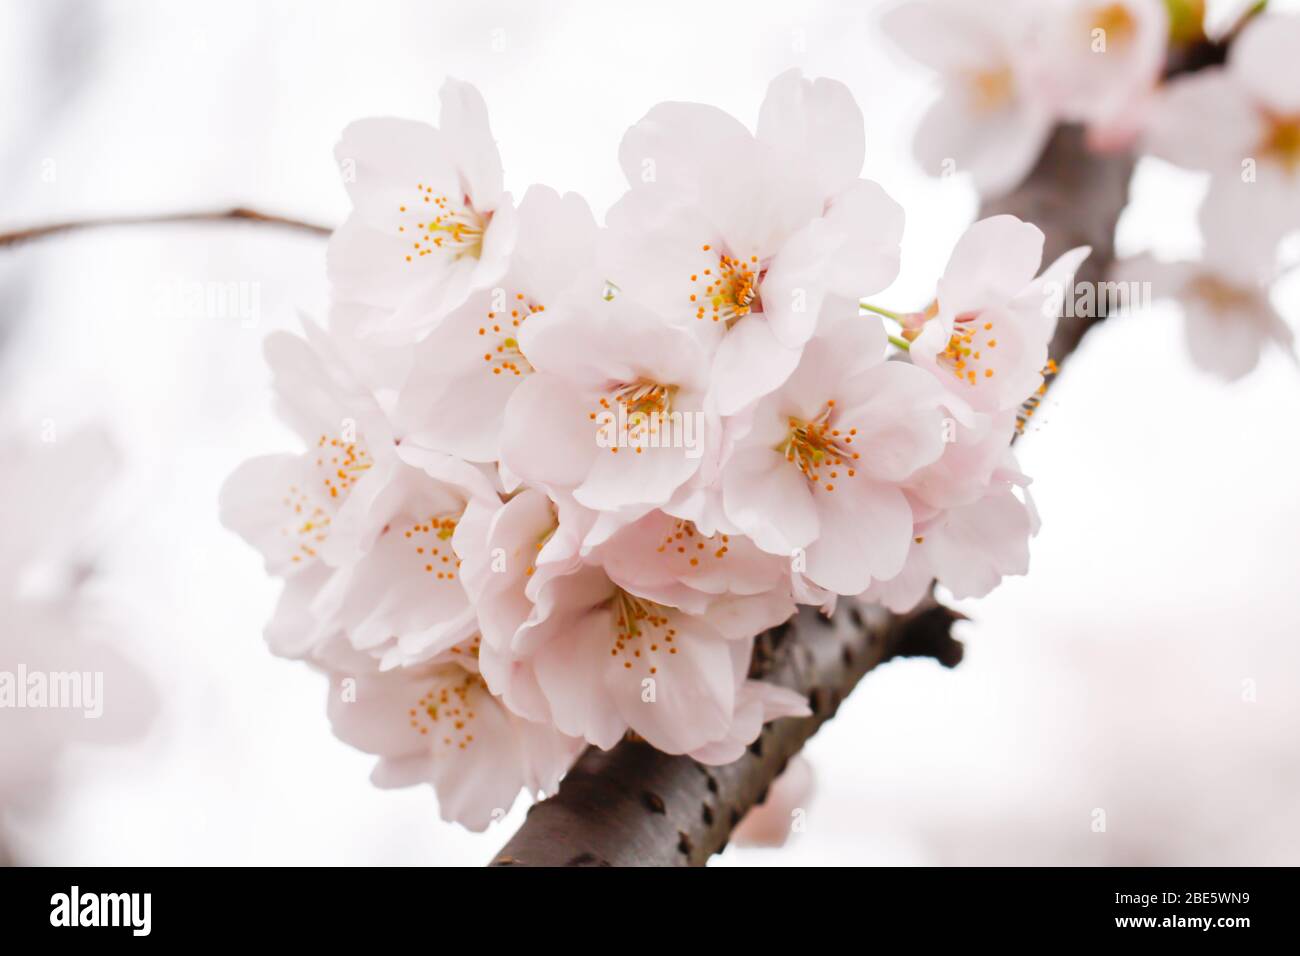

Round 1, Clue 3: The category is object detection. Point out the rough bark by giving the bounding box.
[491,36,1232,868]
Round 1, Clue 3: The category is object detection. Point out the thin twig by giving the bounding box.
[0,207,331,249]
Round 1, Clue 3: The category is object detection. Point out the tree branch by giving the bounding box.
[0,207,330,249]
[490,35,1233,868]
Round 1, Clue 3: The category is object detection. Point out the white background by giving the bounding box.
[1,0,1298,865]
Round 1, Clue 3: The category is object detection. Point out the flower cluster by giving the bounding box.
[221,73,1082,830]
[889,1,1298,379]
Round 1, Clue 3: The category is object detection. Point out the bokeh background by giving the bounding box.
[1,0,1297,865]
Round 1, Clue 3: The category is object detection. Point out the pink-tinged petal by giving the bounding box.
[437,78,506,206]
[925,487,1033,598]
[334,118,455,230]
[618,101,752,193]
[576,439,701,513]
[477,643,554,725]
[514,717,584,795]
[508,185,602,303]
[265,321,391,445]
[264,562,337,659]
[705,591,797,641]
[762,182,903,348]
[701,138,823,259]
[327,669,425,758]
[906,411,1018,511]
[722,445,820,556]
[395,295,537,463]
[710,315,803,416]
[519,294,709,392]
[425,697,533,831]
[219,453,319,577]
[913,85,1054,199]
[598,511,788,604]
[689,681,811,766]
[514,561,615,654]
[602,185,729,326]
[1182,295,1274,381]
[327,664,544,832]
[533,605,629,750]
[454,489,556,652]
[757,70,865,198]
[1019,245,1092,340]
[882,0,1018,74]
[774,310,887,417]
[392,445,500,501]
[500,373,599,491]
[938,215,1045,316]
[604,609,738,754]
[819,180,906,297]
[805,478,913,594]
[836,361,949,482]
[1144,70,1262,172]
[1230,14,1300,115]
[860,542,936,614]
[1035,0,1168,130]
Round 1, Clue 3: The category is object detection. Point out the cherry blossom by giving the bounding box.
[866,456,1039,613]
[1144,13,1300,245]
[498,293,714,520]
[392,184,603,465]
[1036,0,1169,146]
[513,563,804,756]
[883,0,1055,197]
[220,320,500,669]
[1115,217,1297,381]
[326,657,582,832]
[328,79,518,342]
[907,215,1090,415]
[602,69,904,414]
[720,312,952,596]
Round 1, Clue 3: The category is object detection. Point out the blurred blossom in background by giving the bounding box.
[1,0,1297,865]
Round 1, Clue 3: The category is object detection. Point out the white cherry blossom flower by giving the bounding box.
[883,0,1055,197]
[865,456,1039,613]
[721,313,952,596]
[220,321,499,669]
[498,294,714,521]
[328,79,518,342]
[393,184,602,464]
[326,657,582,832]
[1036,0,1169,142]
[909,215,1090,414]
[512,562,802,756]
[1115,201,1297,380]
[1145,13,1300,245]
[603,70,904,414]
